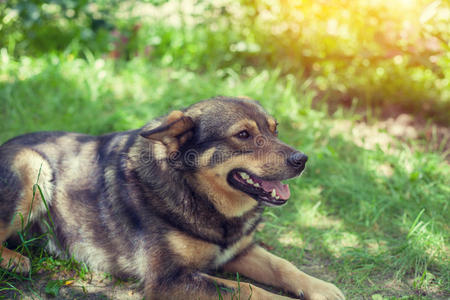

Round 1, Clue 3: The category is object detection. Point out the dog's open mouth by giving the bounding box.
[227,169,290,206]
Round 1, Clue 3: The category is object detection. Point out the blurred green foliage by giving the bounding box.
[0,0,449,122]
[0,0,116,55]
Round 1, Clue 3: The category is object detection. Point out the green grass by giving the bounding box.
[0,52,449,299]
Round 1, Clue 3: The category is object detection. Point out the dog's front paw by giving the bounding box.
[298,277,344,300]
[6,254,31,274]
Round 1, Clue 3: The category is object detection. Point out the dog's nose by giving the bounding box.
[287,152,308,169]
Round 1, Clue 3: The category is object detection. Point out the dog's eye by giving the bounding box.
[236,130,250,139]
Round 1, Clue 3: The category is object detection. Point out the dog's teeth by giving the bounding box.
[271,189,276,197]
[254,183,260,188]
[247,179,254,184]
[240,172,249,179]
[275,195,280,200]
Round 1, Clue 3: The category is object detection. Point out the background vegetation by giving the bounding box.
[0,0,449,299]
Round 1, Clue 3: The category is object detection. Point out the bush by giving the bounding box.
[1,0,449,123]
[0,0,117,55]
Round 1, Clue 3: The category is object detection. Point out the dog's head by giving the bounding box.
[140,97,307,217]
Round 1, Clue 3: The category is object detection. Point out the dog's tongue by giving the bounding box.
[260,180,290,200]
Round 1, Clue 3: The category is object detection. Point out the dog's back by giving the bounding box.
[0,130,149,276]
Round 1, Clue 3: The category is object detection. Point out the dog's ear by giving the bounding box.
[140,110,194,154]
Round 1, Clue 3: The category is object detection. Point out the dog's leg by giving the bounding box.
[144,271,298,300]
[0,164,32,274]
[223,245,345,300]
[0,149,54,274]
[0,227,30,273]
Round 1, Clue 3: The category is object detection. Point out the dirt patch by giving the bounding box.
[378,113,449,159]
[1,271,143,300]
[330,113,450,161]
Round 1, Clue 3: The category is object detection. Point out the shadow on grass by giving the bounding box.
[1,279,121,300]
[260,131,449,299]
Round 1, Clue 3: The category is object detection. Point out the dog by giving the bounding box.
[0,97,344,299]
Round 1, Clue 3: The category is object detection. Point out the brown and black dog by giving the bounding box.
[0,97,344,299]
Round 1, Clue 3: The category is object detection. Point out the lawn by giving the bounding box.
[0,0,449,299]
[0,53,448,299]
